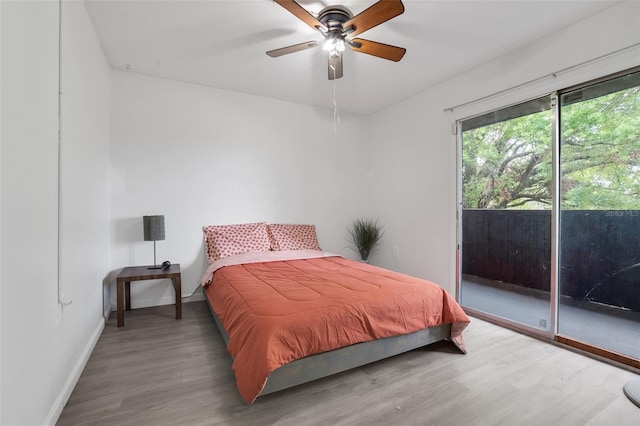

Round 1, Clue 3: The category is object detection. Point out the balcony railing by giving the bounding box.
[462,209,640,313]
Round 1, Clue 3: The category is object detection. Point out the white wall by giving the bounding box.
[367,0,640,295]
[0,1,111,424]
[0,2,3,422]
[110,71,370,307]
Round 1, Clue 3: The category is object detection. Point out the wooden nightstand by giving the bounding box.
[115,264,182,327]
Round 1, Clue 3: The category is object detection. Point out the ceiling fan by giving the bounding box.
[266,0,406,80]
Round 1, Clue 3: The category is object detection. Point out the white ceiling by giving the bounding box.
[84,0,617,115]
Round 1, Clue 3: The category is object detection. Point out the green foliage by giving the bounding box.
[462,85,640,210]
[348,218,383,261]
[560,87,640,209]
[462,110,552,209]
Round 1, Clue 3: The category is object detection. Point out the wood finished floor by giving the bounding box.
[57,301,640,425]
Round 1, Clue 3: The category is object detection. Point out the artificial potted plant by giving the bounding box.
[348,218,384,263]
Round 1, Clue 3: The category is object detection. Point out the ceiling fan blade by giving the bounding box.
[349,38,406,62]
[328,52,343,80]
[343,0,404,38]
[274,0,327,33]
[266,40,320,57]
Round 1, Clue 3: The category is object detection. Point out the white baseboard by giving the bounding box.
[43,317,105,426]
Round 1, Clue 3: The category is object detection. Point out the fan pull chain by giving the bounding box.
[331,66,340,134]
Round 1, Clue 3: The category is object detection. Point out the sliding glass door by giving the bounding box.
[459,67,640,362]
[459,97,553,331]
[558,70,640,359]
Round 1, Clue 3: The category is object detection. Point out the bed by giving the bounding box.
[200,222,470,403]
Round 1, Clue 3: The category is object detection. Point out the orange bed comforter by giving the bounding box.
[203,251,470,403]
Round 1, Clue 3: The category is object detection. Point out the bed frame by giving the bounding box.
[206,297,453,398]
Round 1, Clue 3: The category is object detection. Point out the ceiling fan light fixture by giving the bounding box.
[323,38,345,56]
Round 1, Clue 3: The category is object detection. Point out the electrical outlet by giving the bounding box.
[393,246,400,258]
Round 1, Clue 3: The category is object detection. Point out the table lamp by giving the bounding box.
[143,215,165,269]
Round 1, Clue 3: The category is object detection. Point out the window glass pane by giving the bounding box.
[558,70,640,359]
[460,96,552,330]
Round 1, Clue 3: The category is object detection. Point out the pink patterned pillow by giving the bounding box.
[267,224,321,251]
[203,222,271,263]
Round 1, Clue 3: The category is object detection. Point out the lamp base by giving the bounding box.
[147,266,163,270]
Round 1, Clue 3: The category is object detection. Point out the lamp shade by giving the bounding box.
[143,215,165,241]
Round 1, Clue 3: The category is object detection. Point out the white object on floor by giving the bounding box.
[623,378,640,408]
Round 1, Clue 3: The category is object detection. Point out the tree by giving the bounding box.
[462,86,640,210]
[560,87,640,209]
[462,111,552,209]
